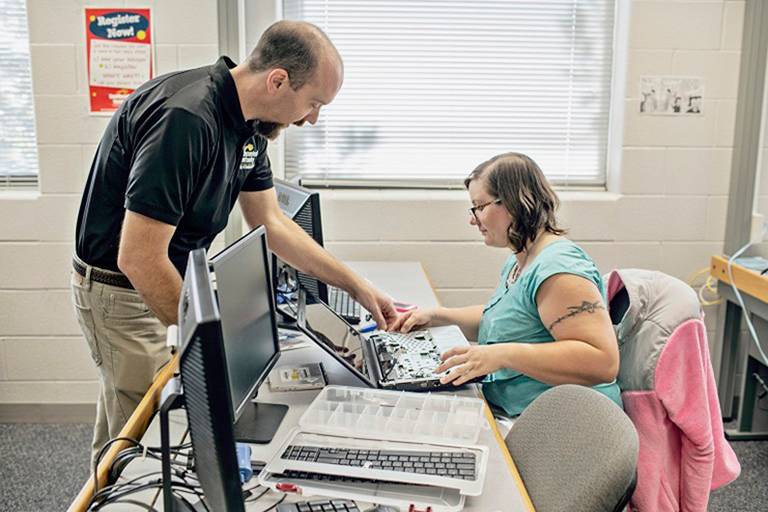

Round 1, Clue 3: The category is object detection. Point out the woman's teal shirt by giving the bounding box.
[479,239,622,417]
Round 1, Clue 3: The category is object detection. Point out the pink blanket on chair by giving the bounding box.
[607,269,739,511]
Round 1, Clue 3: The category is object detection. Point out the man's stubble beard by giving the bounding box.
[257,121,285,140]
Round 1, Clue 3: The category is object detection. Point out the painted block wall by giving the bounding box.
[0,0,746,406]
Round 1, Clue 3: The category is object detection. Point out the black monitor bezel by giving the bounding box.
[273,178,328,304]
[178,249,245,512]
[209,225,282,422]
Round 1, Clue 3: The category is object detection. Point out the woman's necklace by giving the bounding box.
[507,253,528,286]
[507,263,522,286]
[507,238,543,286]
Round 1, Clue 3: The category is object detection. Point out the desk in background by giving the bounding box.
[711,255,768,440]
[71,261,535,511]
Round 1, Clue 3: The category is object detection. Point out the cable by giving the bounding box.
[726,224,768,367]
[92,437,142,497]
[257,494,287,512]
[245,486,271,503]
[698,276,723,307]
[687,267,711,286]
[93,498,159,511]
[91,478,206,510]
[93,468,201,504]
[242,482,264,494]
[92,434,200,510]
[687,267,723,307]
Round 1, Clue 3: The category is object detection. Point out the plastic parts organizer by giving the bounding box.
[300,385,487,446]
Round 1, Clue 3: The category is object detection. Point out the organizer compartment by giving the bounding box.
[300,385,486,445]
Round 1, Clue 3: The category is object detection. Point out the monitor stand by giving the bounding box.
[234,401,289,444]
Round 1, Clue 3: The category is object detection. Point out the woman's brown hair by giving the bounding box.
[464,152,565,253]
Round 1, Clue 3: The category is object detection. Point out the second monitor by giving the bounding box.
[274,178,362,324]
[211,225,287,444]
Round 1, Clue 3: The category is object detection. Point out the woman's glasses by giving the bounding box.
[469,199,501,222]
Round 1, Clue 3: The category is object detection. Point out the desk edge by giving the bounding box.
[67,355,179,512]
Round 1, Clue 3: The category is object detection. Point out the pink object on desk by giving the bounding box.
[394,301,417,313]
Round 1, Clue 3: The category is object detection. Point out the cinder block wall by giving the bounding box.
[0,0,220,406]
[323,1,746,324]
[0,0,756,410]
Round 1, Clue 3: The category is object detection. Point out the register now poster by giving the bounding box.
[85,8,153,114]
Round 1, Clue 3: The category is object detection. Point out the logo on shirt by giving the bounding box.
[240,142,258,170]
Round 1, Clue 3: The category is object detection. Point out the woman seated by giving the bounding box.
[391,152,622,416]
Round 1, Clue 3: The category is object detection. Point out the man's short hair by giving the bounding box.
[247,20,332,90]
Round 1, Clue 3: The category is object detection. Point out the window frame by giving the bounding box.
[279,0,630,191]
[0,0,40,191]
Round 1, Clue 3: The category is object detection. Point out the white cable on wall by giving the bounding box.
[726,224,768,367]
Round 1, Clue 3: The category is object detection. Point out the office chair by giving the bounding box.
[505,384,638,512]
[605,269,740,511]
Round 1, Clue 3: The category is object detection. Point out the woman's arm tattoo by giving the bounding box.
[547,301,605,331]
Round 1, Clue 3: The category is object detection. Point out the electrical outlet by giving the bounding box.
[750,213,766,244]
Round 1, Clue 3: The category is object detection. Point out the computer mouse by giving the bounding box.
[364,506,401,512]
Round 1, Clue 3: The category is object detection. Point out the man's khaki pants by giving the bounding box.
[70,264,170,466]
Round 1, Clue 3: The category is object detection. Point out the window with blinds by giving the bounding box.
[283,0,617,187]
[0,0,39,189]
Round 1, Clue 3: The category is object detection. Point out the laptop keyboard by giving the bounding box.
[280,445,477,480]
[277,499,359,512]
[328,287,361,324]
[370,331,444,382]
[377,331,436,352]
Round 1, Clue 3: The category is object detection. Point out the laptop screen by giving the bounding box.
[300,301,377,387]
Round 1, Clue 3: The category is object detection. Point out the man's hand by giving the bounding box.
[435,344,507,386]
[352,282,398,330]
[240,189,399,330]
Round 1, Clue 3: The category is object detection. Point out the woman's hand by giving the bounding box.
[435,344,509,386]
[388,308,436,333]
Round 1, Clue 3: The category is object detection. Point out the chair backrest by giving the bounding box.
[505,385,638,512]
[606,269,702,391]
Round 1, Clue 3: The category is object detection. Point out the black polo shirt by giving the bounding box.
[75,57,273,275]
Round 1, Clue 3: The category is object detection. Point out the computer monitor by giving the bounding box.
[178,249,245,512]
[210,225,288,443]
[273,177,328,304]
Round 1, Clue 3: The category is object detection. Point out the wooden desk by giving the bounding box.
[710,255,768,440]
[70,262,535,511]
[342,262,533,511]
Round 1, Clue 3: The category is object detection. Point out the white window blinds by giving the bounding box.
[283,0,616,187]
[0,0,39,189]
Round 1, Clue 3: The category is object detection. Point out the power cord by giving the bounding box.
[92,437,142,497]
[727,223,768,367]
[687,267,723,307]
[90,477,204,511]
[93,498,159,511]
[257,494,287,512]
[89,435,280,510]
[89,435,206,511]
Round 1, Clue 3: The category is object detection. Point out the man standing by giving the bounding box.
[71,20,397,462]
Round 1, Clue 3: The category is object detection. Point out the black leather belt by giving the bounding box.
[72,259,134,290]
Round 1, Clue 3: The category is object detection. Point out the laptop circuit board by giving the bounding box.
[368,331,445,385]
